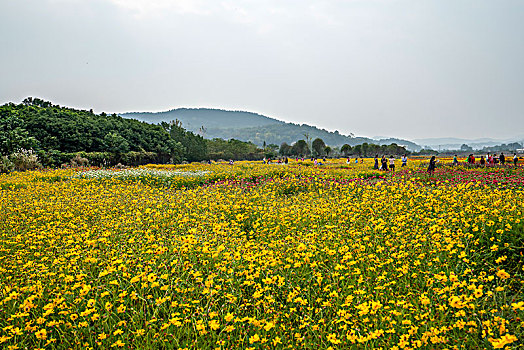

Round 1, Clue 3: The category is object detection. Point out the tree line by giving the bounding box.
[0,98,268,169]
[279,138,410,157]
[0,98,411,171]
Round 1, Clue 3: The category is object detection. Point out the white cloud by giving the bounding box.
[106,0,214,17]
[104,0,343,30]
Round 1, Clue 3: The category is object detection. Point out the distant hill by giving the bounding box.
[122,108,422,151]
[124,108,283,130]
[414,136,524,150]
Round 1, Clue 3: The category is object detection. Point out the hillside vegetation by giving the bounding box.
[1,98,413,172]
[0,99,266,168]
[122,108,422,151]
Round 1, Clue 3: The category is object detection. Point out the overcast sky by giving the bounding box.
[1,0,523,140]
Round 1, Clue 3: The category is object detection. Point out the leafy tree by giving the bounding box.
[1,99,188,164]
[162,120,207,162]
[267,144,279,152]
[461,144,473,152]
[361,142,369,157]
[0,105,38,155]
[341,144,352,156]
[279,142,292,156]
[291,140,310,157]
[207,138,264,160]
[104,132,129,154]
[325,146,332,157]
[312,138,326,157]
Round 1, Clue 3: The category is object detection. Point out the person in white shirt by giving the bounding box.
[401,155,407,167]
[389,156,395,171]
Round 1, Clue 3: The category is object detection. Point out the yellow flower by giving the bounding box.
[10,327,22,336]
[489,334,518,349]
[117,304,126,313]
[209,320,220,330]
[512,301,524,311]
[496,270,510,279]
[111,340,125,347]
[0,336,13,344]
[130,275,141,283]
[449,296,465,309]
[249,334,260,344]
[272,337,282,346]
[35,329,47,340]
[264,321,274,331]
[327,333,341,344]
[224,313,234,322]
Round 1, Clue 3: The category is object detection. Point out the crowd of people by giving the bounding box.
[256,153,520,175]
[263,157,289,164]
[460,152,519,167]
[370,155,409,171]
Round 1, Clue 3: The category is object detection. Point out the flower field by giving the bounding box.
[1,159,523,349]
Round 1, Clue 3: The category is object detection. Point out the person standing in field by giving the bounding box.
[401,154,407,167]
[381,155,387,171]
[500,153,506,165]
[480,156,486,167]
[514,153,519,166]
[453,155,458,166]
[389,156,395,171]
[374,155,379,170]
[428,156,438,174]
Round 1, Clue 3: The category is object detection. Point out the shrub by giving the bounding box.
[38,149,72,168]
[0,156,14,173]
[70,153,89,167]
[10,148,41,171]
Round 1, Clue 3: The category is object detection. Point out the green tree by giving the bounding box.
[312,138,326,157]
[291,140,310,157]
[362,142,369,157]
[461,144,473,152]
[162,120,208,162]
[0,105,38,155]
[104,132,130,154]
[1,98,187,165]
[279,142,292,156]
[341,144,352,156]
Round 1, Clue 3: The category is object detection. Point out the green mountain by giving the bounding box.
[124,108,283,130]
[122,108,422,151]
